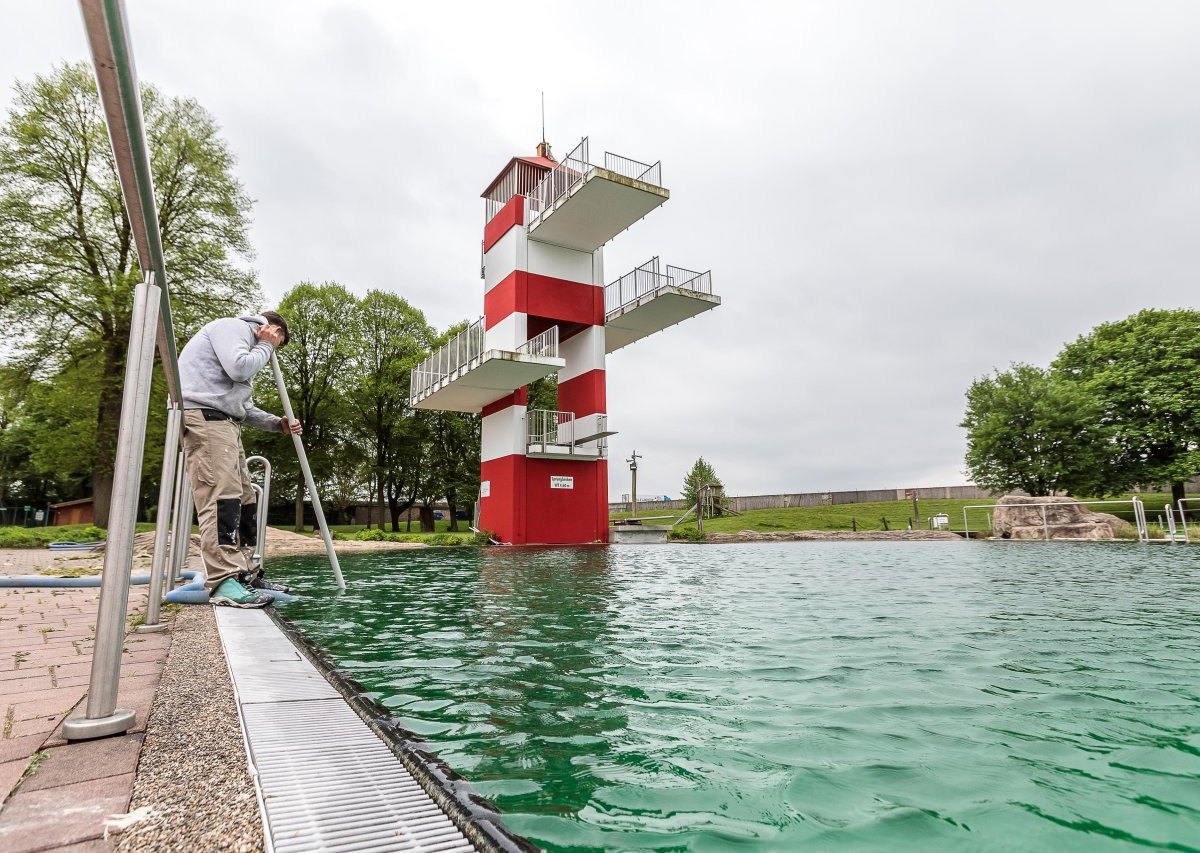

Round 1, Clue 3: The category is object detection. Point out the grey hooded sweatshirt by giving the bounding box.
[179,314,281,432]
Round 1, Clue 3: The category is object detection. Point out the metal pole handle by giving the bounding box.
[269,353,344,589]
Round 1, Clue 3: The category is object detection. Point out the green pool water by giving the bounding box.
[270,542,1200,852]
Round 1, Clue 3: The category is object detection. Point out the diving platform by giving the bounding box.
[410,321,564,414]
[604,259,720,353]
[526,139,669,252]
[525,409,614,460]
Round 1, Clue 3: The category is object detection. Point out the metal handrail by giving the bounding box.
[517,325,559,359]
[409,322,560,402]
[604,152,662,186]
[527,138,664,224]
[1179,498,1196,541]
[667,265,713,295]
[605,258,714,314]
[246,456,273,564]
[527,409,575,450]
[79,0,182,402]
[527,137,589,220]
[410,317,486,400]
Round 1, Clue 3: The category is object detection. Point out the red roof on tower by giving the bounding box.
[480,149,558,199]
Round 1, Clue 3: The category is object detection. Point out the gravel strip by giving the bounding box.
[116,605,264,852]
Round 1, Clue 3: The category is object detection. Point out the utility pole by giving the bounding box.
[627,450,641,518]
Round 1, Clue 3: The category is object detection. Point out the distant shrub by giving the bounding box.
[668,526,706,542]
[0,525,107,549]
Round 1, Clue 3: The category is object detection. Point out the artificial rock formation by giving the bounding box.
[991,495,1133,540]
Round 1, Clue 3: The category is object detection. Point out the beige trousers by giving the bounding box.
[181,410,257,589]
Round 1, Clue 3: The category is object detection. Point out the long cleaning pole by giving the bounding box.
[270,353,344,589]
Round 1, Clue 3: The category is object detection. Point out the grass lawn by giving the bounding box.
[614,493,1193,537]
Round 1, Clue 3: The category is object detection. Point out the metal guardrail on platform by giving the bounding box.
[527,409,575,451]
[410,318,486,400]
[604,258,714,314]
[517,324,559,359]
[410,323,561,402]
[526,137,664,224]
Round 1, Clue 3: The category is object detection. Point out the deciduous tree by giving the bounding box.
[1053,308,1200,504]
[960,363,1109,496]
[0,63,258,525]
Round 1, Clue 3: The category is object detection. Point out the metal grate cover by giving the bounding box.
[215,608,477,852]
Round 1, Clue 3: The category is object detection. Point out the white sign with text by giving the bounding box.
[550,476,574,490]
[480,480,490,498]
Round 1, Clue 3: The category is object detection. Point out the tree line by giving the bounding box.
[961,308,1200,504]
[0,64,478,530]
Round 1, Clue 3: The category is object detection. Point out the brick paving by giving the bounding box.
[0,548,169,852]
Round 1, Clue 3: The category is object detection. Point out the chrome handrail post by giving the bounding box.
[137,401,182,633]
[63,276,160,740]
[170,453,194,580]
[245,455,272,565]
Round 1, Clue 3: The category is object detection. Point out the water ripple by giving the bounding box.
[274,542,1200,852]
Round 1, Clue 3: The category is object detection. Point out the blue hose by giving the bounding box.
[2,567,297,603]
[0,574,151,588]
[164,569,209,604]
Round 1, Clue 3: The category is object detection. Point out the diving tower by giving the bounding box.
[410,138,720,544]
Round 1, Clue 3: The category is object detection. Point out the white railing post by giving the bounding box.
[63,276,161,740]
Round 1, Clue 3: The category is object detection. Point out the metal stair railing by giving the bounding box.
[527,409,575,452]
[517,324,560,359]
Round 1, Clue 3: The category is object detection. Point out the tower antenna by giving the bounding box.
[541,91,545,143]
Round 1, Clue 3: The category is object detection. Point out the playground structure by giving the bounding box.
[410,139,720,544]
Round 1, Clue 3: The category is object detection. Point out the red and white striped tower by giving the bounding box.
[478,144,609,544]
[409,137,717,545]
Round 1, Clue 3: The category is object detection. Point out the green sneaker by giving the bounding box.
[210,577,273,609]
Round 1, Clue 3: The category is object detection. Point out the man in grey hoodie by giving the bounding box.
[178,310,301,608]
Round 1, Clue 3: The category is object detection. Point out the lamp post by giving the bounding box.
[627,450,641,518]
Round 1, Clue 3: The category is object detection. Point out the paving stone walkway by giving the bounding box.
[0,549,168,852]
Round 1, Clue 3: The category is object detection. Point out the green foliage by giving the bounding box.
[0,523,106,548]
[1053,309,1200,499]
[681,457,724,510]
[960,363,1109,496]
[0,63,259,522]
[527,376,558,412]
[339,528,474,546]
[668,526,707,541]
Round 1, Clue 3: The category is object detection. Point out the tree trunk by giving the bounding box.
[447,499,459,532]
[1171,480,1186,508]
[419,504,435,533]
[294,480,305,533]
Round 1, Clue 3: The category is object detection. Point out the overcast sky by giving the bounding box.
[3,1,1199,498]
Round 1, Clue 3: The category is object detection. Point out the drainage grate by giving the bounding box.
[215,608,477,852]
